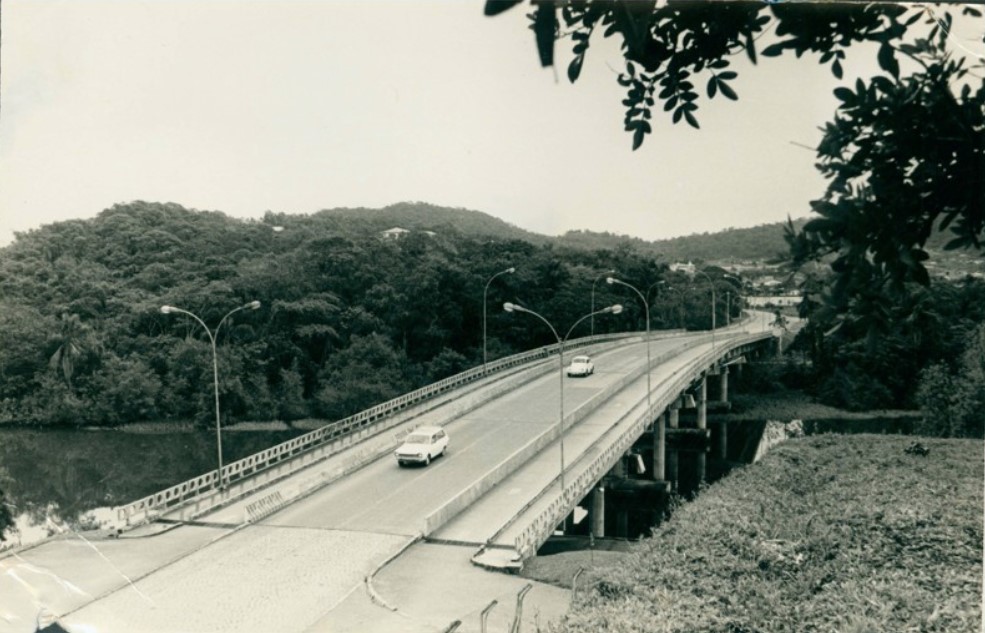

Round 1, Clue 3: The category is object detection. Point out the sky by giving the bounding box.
[0,1,969,247]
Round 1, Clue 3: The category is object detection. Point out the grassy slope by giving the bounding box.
[526,435,983,633]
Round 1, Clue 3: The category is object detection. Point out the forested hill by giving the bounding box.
[0,200,696,427]
[305,201,804,262]
[307,202,550,244]
[2,200,982,429]
[558,220,808,263]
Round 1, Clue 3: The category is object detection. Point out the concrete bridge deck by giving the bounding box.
[1,317,775,633]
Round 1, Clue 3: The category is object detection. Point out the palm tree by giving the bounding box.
[48,313,100,390]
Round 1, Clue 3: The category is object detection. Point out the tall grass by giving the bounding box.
[545,435,983,632]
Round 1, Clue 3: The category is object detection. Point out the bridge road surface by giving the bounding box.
[5,329,758,633]
[47,340,661,633]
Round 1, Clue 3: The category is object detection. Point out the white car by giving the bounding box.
[567,355,595,377]
[394,425,449,466]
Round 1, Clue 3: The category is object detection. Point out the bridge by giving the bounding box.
[1,314,776,633]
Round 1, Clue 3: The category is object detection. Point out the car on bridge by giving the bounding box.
[395,425,449,466]
[567,355,595,377]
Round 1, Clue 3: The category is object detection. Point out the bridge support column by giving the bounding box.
[667,447,678,492]
[697,377,708,430]
[590,486,605,538]
[616,509,629,539]
[652,411,666,481]
[719,367,730,404]
[668,402,680,429]
[696,450,707,484]
[718,421,728,461]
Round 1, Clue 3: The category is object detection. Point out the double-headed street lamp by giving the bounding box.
[590,269,616,336]
[483,266,515,373]
[607,277,652,419]
[503,302,623,492]
[160,300,261,490]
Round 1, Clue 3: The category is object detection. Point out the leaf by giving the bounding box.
[707,76,718,98]
[718,81,738,101]
[683,109,699,129]
[761,42,786,57]
[484,0,523,16]
[632,126,645,150]
[745,32,757,65]
[672,106,684,124]
[833,87,855,105]
[718,71,737,80]
[533,3,557,67]
[832,59,843,79]
[568,55,585,83]
[877,43,899,79]
[904,10,924,26]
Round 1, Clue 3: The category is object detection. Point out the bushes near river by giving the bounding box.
[526,435,983,632]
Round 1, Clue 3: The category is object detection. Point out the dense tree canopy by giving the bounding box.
[0,201,746,427]
[1,200,982,435]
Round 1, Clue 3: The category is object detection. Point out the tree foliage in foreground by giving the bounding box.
[490,0,984,327]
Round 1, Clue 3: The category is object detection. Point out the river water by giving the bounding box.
[0,425,307,548]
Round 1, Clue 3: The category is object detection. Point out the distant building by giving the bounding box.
[380,227,437,240]
[670,261,696,275]
[381,227,410,240]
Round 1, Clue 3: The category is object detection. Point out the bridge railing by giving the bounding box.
[511,332,771,560]
[425,334,712,538]
[115,330,645,525]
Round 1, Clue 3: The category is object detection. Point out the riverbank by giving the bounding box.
[717,389,922,423]
[523,435,983,632]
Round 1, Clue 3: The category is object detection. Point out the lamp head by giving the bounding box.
[610,304,624,315]
[507,267,516,274]
[606,277,616,285]
[503,302,516,313]
[247,300,261,310]
[160,305,174,314]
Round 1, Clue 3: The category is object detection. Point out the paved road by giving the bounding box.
[262,341,657,536]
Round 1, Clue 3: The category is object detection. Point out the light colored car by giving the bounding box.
[567,355,595,377]
[394,425,449,466]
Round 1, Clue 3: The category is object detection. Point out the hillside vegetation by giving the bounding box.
[536,435,983,633]
[3,201,730,427]
[2,200,983,431]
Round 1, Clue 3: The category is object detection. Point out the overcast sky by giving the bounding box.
[0,1,935,247]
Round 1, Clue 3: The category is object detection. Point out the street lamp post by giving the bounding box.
[646,280,666,329]
[722,274,743,326]
[658,281,686,330]
[483,266,515,374]
[590,269,616,336]
[503,302,623,493]
[160,300,261,490]
[694,269,716,349]
[607,277,652,420]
